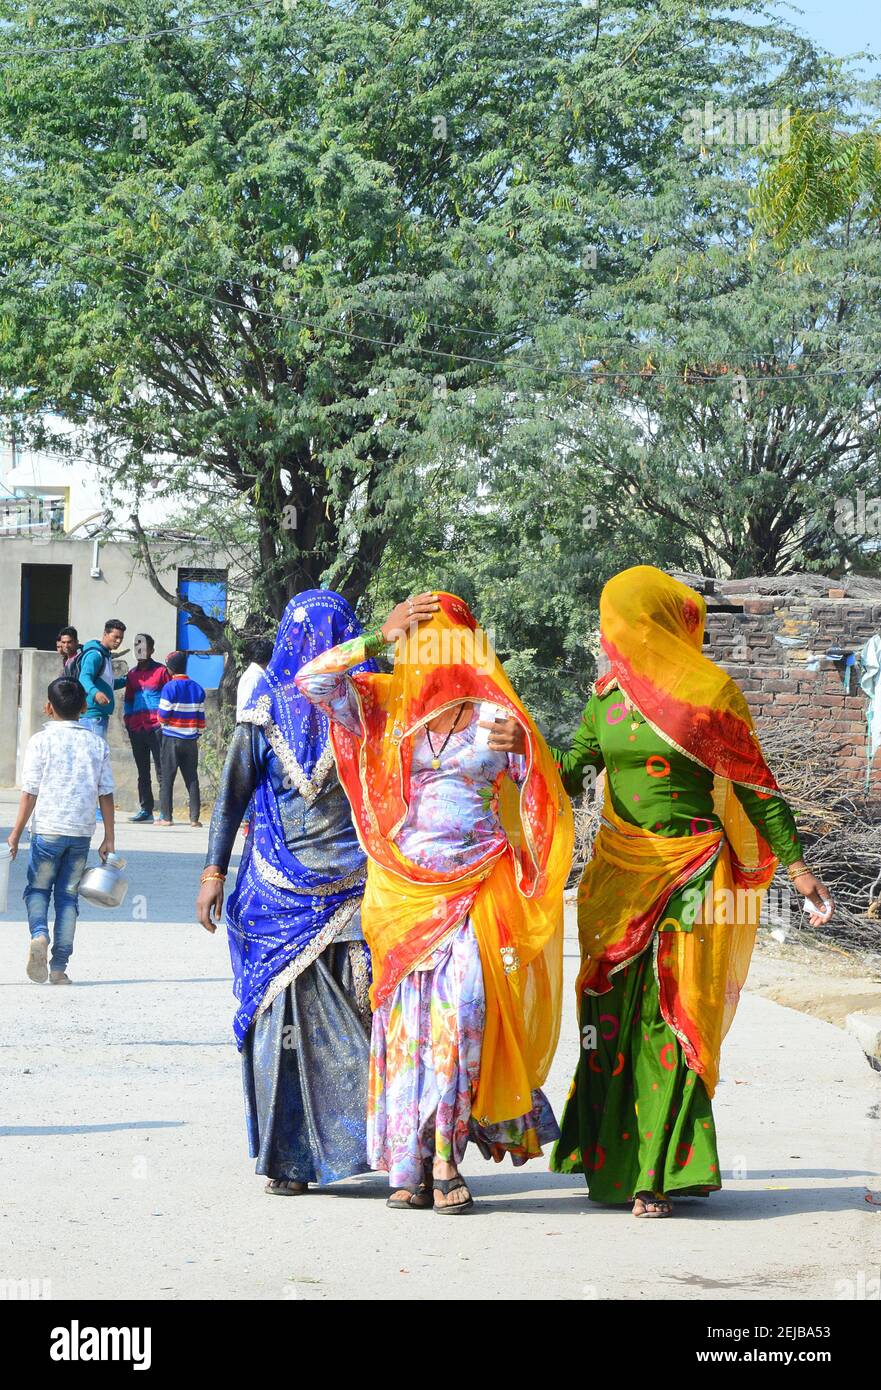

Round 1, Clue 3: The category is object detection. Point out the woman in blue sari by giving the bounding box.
[196,591,377,1194]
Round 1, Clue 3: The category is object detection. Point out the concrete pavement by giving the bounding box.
[1,807,879,1301]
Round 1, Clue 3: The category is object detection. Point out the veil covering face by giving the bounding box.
[328,592,574,1125]
[598,566,779,795]
[580,566,781,1096]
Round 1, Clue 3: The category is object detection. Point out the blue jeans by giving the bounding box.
[79,714,109,740]
[24,834,91,973]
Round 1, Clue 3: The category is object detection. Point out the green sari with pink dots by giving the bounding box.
[550,682,802,1203]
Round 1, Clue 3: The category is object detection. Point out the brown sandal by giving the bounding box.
[265,1179,308,1196]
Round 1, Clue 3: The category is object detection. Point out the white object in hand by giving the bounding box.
[473,701,507,750]
[803,896,833,922]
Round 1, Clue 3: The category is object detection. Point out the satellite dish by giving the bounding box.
[66,508,114,539]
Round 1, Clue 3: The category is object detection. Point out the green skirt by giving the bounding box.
[551,937,721,1202]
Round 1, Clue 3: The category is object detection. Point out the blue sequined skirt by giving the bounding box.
[241,942,372,1185]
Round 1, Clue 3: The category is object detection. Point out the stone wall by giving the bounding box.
[672,573,881,801]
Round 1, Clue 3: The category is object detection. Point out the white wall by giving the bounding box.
[0,534,222,657]
[0,443,180,533]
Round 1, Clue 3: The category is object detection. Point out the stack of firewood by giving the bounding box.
[569,714,881,958]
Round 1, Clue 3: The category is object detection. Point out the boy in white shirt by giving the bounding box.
[8,676,115,985]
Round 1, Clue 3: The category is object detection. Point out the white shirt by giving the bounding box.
[236,663,266,720]
[21,721,115,838]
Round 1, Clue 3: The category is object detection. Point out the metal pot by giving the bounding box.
[0,843,11,914]
[78,852,128,909]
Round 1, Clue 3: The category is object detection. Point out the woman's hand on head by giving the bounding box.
[381,593,440,643]
[196,875,225,934]
[484,715,528,756]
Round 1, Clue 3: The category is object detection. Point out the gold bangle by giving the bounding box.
[200,872,226,884]
[786,860,809,881]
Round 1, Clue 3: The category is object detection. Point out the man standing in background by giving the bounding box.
[235,636,274,839]
[78,620,128,740]
[156,651,206,828]
[56,627,80,669]
[235,636,274,719]
[123,634,169,824]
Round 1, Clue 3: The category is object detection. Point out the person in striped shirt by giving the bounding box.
[157,651,206,827]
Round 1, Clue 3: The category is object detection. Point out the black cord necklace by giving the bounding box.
[425,703,467,770]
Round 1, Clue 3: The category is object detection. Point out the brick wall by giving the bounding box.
[673,573,881,801]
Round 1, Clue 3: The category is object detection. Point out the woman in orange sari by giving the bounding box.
[296,591,573,1213]
[544,567,834,1216]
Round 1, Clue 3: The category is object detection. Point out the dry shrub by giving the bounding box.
[758,714,881,953]
[568,715,881,956]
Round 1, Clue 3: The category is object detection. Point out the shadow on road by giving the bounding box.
[447,1168,877,1219]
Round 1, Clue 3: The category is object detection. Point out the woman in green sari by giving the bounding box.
[492,566,834,1217]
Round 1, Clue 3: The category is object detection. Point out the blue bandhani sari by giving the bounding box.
[226,590,377,1048]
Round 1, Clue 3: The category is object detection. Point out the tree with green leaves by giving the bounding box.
[753,106,881,249]
[361,17,881,733]
[3,0,879,724]
[484,26,881,582]
[0,0,700,622]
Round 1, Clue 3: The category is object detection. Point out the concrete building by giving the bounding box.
[0,533,224,659]
[1,440,229,675]
[0,437,174,534]
[0,442,231,804]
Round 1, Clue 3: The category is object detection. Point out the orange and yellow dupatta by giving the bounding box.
[329,593,574,1125]
[577,567,780,1097]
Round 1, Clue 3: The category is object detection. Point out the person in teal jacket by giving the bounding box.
[78,619,128,739]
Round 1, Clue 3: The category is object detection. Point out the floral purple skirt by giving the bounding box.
[367,918,559,1189]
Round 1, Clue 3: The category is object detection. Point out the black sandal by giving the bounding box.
[387,1187,432,1210]
[387,1161,433,1210]
[386,1189,417,1209]
[433,1175,474,1215]
[632,1190,672,1218]
[264,1179,308,1196]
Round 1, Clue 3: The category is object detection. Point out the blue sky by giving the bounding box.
[776,0,879,63]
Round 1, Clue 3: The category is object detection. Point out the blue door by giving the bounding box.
[176,570,227,689]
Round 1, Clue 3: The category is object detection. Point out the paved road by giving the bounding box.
[1,808,879,1301]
